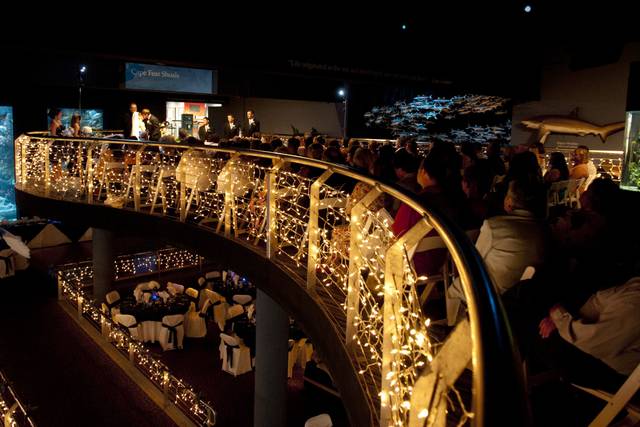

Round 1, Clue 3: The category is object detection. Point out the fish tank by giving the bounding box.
[621,111,640,191]
[0,106,16,221]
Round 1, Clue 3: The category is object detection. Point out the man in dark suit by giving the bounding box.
[198,117,214,141]
[223,114,240,140]
[141,109,161,141]
[243,109,260,137]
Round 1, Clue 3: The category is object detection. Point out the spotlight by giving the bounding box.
[80,65,87,73]
[524,5,532,12]
[338,89,346,97]
[401,24,407,30]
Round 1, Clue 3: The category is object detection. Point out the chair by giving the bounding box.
[166,282,185,296]
[220,333,252,376]
[0,249,15,278]
[133,281,160,303]
[185,296,209,338]
[185,287,200,308]
[288,339,298,378]
[149,164,177,215]
[105,290,122,319]
[114,314,140,340]
[203,289,228,331]
[304,414,333,427]
[96,161,129,203]
[232,294,253,306]
[159,314,185,351]
[572,362,640,427]
[297,338,314,369]
[568,177,586,207]
[520,266,536,281]
[226,304,245,321]
[205,270,221,282]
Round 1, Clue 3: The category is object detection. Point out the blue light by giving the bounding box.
[401,24,407,30]
[338,89,346,97]
[524,5,532,12]
[80,65,87,73]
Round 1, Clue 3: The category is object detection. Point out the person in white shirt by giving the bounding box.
[125,103,145,139]
[450,179,548,302]
[536,277,640,392]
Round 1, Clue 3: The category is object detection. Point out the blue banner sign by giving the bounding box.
[125,63,214,94]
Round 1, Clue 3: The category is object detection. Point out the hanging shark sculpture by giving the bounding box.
[520,114,625,144]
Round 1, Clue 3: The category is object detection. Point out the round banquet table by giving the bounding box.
[119,295,190,343]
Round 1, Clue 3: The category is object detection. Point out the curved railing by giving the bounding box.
[0,370,36,427]
[15,132,525,427]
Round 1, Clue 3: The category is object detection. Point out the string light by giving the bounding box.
[57,264,215,426]
[17,134,478,426]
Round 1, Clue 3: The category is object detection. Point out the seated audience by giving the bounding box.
[569,145,597,192]
[393,147,471,277]
[460,141,478,170]
[462,159,492,227]
[287,137,301,155]
[537,276,640,392]
[486,140,506,179]
[475,180,548,295]
[488,151,544,217]
[529,142,546,171]
[544,152,570,184]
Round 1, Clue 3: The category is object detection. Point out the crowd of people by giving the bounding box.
[235,133,639,417]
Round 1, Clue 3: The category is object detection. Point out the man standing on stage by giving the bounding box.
[243,109,260,138]
[223,114,240,140]
[141,109,161,141]
[125,102,145,139]
[198,117,213,141]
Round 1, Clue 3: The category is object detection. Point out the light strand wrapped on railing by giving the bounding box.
[0,370,36,427]
[13,133,511,427]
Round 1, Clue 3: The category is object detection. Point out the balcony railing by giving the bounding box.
[15,132,523,427]
[0,370,36,427]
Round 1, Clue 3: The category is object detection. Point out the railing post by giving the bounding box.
[86,145,94,204]
[43,142,50,196]
[77,294,83,319]
[306,170,333,294]
[134,147,143,211]
[220,154,240,237]
[128,342,136,364]
[163,370,170,407]
[380,218,432,426]
[345,186,383,348]
[57,271,62,301]
[21,138,28,186]
[265,160,283,259]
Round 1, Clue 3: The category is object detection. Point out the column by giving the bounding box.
[92,228,114,302]
[253,289,289,427]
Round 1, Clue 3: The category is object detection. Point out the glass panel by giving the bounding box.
[0,106,15,220]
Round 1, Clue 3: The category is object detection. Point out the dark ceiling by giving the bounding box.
[1,1,638,97]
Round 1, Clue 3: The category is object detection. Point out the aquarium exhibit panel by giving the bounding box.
[0,106,15,220]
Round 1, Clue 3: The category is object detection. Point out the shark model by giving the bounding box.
[520,115,625,144]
